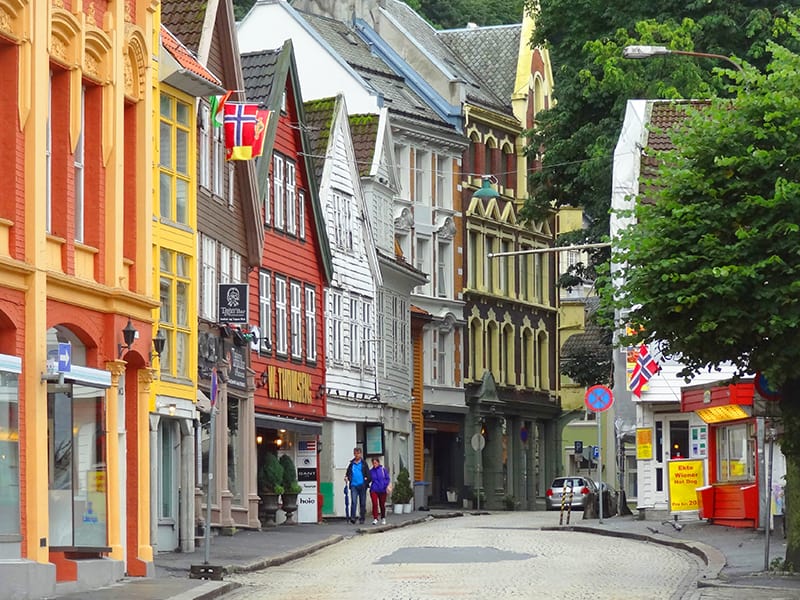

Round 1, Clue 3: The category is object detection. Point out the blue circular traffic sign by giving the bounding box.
[585,385,614,413]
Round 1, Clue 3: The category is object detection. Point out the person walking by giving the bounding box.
[369,457,391,525]
[345,447,371,524]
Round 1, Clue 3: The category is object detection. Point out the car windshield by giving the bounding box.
[552,478,587,489]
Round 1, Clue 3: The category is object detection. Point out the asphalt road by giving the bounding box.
[223,512,703,599]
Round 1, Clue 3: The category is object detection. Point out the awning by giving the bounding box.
[196,389,212,414]
[254,413,322,435]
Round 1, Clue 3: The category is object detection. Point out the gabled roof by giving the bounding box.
[241,39,334,283]
[438,24,522,102]
[298,10,458,135]
[377,0,511,112]
[161,0,205,54]
[159,25,223,96]
[302,97,336,183]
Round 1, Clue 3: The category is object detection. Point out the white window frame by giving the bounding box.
[361,300,373,369]
[213,124,225,197]
[220,245,232,284]
[286,160,297,235]
[305,286,316,361]
[199,104,210,189]
[349,297,360,365]
[298,190,305,239]
[290,280,302,359]
[274,155,285,230]
[259,271,272,354]
[275,277,287,355]
[201,235,218,321]
[437,240,451,298]
[263,172,271,225]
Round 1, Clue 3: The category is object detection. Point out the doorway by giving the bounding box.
[653,416,689,507]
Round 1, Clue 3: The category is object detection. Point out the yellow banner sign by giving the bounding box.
[636,428,653,460]
[265,365,312,404]
[668,459,704,512]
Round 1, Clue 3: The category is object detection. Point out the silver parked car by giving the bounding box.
[545,476,598,511]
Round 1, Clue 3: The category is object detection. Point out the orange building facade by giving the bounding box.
[0,2,158,596]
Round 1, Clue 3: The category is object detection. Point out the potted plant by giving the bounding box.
[391,467,413,513]
[258,453,284,526]
[279,453,302,524]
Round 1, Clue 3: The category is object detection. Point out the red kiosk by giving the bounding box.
[680,378,781,528]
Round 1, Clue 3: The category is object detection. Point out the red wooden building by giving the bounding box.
[681,379,783,528]
[241,40,332,523]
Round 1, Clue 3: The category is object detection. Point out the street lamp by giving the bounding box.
[622,45,744,73]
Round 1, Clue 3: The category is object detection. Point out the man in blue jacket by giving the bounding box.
[345,447,371,524]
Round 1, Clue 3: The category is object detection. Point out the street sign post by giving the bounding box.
[584,385,614,524]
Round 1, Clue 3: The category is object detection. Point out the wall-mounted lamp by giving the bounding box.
[257,369,269,389]
[118,318,138,358]
[256,435,264,445]
[151,329,167,361]
[157,402,177,416]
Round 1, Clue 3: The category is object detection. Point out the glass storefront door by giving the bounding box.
[48,383,108,548]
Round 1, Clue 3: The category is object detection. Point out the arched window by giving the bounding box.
[469,318,483,381]
[522,328,535,387]
[487,321,500,381]
[501,323,515,385]
[537,330,549,389]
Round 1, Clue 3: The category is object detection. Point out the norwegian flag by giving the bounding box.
[629,343,660,397]
[223,102,270,160]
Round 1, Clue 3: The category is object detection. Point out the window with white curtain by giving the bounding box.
[201,235,218,321]
[275,277,287,355]
[349,297,361,364]
[286,160,297,235]
[199,104,210,189]
[74,86,85,243]
[298,190,305,239]
[274,155,285,230]
[259,271,272,354]
[291,280,302,359]
[305,286,316,361]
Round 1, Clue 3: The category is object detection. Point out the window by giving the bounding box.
[213,120,225,197]
[361,300,373,368]
[519,244,532,300]
[220,245,231,284]
[522,328,534,388]
[290,281,302,359]
[470,319,483,381]
[298,190,305,239]
[48,383,107,547]
[487,322,499,381]
[717,424,755,482]
[201,236,218,321]
[484,235,496,292]
[416,237,431,295]
[435,154,451,209]
[160,249,191,378]
[263,172,271,225]
[259,271,272,354]
[274,155,285,230]
[305,286,317,361]
[414,149,430,204]
[534,253,544,303]
[275,277,287,355]
[74,86,85,243]
[286,160,297,235]
[159,93,191,225]
[394,144,410,198]
[227,398,242,504]
[437,241,451,298]
[326,291,343,362]
[502,323,514,385]
[467,230,479,289]
[499,239,510,295]
[0,368,20,537]
[158,421,177,521]
[349,297,361,364]
[199,104,210,189]
[332,191,354,250]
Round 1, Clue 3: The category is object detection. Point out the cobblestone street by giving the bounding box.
[225,513,703,599]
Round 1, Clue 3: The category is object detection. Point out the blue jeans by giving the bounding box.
[350,484,367,521]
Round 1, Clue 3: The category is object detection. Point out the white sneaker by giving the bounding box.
[372,519,378,525]
[381,518,386,525]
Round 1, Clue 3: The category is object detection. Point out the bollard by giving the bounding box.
[559,482,574,525]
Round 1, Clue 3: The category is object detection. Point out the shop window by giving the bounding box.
[228,398,242,505]
[0,369,20,537]
[47,383,107,548]
[717,423,755,482]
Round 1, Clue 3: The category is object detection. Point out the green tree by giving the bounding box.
[612,15,800,565]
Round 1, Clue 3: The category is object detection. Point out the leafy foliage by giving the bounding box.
[391,467,413,504]
[610,14,800,565]
[259,452,285,495]
[279,453,302,494]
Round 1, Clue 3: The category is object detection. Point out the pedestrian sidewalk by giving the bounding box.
[48,509,800,600]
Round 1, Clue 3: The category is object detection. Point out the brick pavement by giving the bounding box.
[45,509,800,600]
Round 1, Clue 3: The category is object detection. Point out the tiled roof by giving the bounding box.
[241,49,281,107]
[160,25,222,87]
[302,97,336,183]
[160,0,205,54]
[349,114,380,177]
[379,0,510,112]
[641,101,709,201]
[438,24,521,101]
[298,10,454,132]
[560,325,610,357]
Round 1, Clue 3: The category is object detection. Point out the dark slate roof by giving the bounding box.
[379,0,510,112]
[160,0,205,53]
[298,10,455,132]
[438,24,521,101]
[561,325,610,357]
[302,97,336,183]
[349,114,380,178]
[240,49,281,107]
